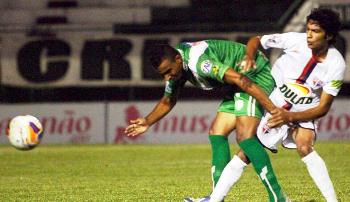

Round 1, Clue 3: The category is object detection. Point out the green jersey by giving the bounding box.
[164,40,274,97]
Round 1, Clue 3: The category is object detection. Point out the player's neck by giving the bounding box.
[312,45,329,62]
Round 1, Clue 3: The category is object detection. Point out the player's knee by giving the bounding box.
[235,124,256,143]
[209,127,230,137]
[235,130,253,143]
[235,135,245,143]
[208,128,216,135]
[297,145,313,157]
[236,151,250,164]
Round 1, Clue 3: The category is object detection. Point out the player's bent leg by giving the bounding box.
[236,116,286,202]
[295,128,338,202]
[209,135,231,188]
[293,127,314,157]
[236,149,250,164]
[239,136,286,202]
[209,112,236,188]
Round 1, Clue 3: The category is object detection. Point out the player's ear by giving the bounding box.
[175,54,182,64]
[326,34,333,43]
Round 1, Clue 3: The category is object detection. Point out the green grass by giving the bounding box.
[0,142,349,201]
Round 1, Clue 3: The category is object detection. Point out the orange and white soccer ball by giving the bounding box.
[7,115,44,150]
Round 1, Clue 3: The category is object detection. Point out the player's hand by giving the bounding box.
[124,118,149,137]
[238,55,256,73]
[268,108,292,128]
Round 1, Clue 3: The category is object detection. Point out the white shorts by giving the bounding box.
[257,89,318,152]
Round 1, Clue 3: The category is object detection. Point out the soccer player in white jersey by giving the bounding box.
[206,8,345,202]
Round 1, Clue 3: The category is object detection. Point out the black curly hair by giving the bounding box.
[307,8,341,45]
[146,44,179,69]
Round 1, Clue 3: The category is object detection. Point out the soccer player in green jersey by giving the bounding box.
[125,40,287,201]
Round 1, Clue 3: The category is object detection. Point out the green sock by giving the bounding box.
[239,136,285,202]
[209,135,231,187]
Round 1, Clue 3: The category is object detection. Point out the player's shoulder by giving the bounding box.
[263,32,305,40]
[327,47,346,69]
[328,46,345,60]
[282,32,306,43]
[175,42,188,50]
[261,32,306,49]
[179,41,210,60]
[205,39,244,47]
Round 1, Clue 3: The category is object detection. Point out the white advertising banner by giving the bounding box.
[0,99,349,146]
[0,103,106,145]
[316,98,350,140]
[108,99,350,144]
[107,101,224,144]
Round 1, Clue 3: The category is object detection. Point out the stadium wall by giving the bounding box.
[0,99,349,146]
[0,31,350,102]
[2,31,350,86]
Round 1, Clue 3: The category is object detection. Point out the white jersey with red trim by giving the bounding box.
[260,32,346,112]
[257,32,346,151]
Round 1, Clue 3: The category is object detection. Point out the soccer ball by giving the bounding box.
[7,115,44,150]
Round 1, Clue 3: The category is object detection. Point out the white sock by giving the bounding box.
[302,151,337,202]
[210,155,247,202]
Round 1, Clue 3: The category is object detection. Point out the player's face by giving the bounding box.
[157,55,183,81]
[306,20,331,51]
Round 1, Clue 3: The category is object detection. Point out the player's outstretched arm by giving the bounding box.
[124,118,149,137]
[268,91,334,127]
[223,68,277,113]
[125,96,177,136]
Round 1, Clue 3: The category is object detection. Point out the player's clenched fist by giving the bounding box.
[124,118,149,136]
[238,55,256,73]
[268,108,293,128]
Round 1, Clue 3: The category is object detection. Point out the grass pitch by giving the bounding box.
[0,142,349,201]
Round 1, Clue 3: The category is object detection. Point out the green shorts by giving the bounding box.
[218,50,275,118]
[217,53,275,118]
[218,63,275,119]
[218,92,264,118]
